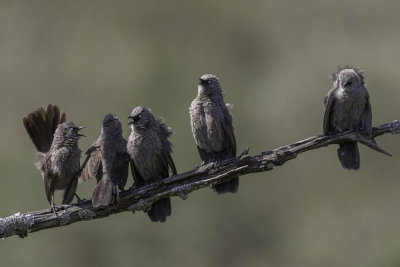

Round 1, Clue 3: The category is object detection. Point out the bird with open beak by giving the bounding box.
[23,105,85,212]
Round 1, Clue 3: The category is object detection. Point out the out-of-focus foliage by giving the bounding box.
[0,1,399,266]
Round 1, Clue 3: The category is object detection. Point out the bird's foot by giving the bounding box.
[50,204,59,215]
[239,147,250,160]
[208,162,218,169]
[74,193,87,203]
[195,161,218,172]
[194,160,209,170]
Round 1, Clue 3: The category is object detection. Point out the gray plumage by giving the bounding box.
[23,105,84,211]
[80,114,129,208]
[189,74,238,194]
[323,66,373,170]
[127,107,177,223]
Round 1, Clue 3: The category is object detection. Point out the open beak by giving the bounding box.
[127,116,134,125]
[77,126,86,137]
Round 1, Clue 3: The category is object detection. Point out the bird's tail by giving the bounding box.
[147,198,171,223]
[23,104,66,153]
[213,177,239,194]
[92,175,119,208]
[337,142,360,170]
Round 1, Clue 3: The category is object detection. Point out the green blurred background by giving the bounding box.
[0,0,399,266]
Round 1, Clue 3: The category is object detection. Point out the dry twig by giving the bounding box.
[1,119,399,239]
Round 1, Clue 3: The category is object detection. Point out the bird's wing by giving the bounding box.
[43,155,55,205]
[79,138,102,183]
[163,149,177,176]
[196,145,210,164]
[157,119,177,176]
[111,152,130,189]
[196,107,237,164]
[62,174,78,204]
[110,138,129,189]
[361,91,373,138]
[323,86,338,134]
[129,158,146,187]
[221,107,237,158]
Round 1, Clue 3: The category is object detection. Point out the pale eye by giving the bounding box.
[133,114,142,122]
[207,80,212,85]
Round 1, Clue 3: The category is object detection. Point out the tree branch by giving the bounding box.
[1,119,399,239]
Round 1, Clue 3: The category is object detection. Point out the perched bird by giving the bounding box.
[323,66,373,170]
[189,74,238,194]
[23,105,85,211]
[127,107,177,222]
[79,114,129,208]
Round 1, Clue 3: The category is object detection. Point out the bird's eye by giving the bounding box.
[138,114,142,119]
[344,81,352,87]
[207,80,212,84]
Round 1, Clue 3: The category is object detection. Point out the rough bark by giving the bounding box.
[1,119,399,239]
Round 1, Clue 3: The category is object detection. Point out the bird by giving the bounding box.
[23,104,85,211]
[79,114,129,208]
[323,65,373,170]
[189,74,238,194]
[127,106,177,222]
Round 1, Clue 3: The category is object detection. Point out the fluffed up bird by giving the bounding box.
[189,74,238,194]
[323,65,373,170]
[127,107,177,222]
[23,105,85,211]
[80,114,129,208]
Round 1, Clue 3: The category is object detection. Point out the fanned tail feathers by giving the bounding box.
[23,104,66,153]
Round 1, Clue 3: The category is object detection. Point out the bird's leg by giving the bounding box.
[74,193,86,203]
[50,195,58,214]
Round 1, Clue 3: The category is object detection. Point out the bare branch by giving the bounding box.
[1,119,399,239]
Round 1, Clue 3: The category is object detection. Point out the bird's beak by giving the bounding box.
[77,126,86,137]
[127,116,134,125]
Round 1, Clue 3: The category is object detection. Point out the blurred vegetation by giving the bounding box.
[0,0,399,266]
